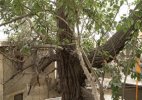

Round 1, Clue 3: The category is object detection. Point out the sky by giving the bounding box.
[0,0,135,41]
[117,0,135,20]
[0,26,8,41]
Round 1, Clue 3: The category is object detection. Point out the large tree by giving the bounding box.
[0,0,142,100]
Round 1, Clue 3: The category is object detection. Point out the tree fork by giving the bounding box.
[55,1,142,100]
[56,4,85,100]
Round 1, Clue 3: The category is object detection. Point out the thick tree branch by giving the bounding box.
[90,1,142,68]
[76,44,99,100]
[90,25,137,68]
[38,53,57,72]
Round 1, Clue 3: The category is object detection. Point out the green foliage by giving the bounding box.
[82,39,94,53]
[110,73,122,100]
[1,0,142,99]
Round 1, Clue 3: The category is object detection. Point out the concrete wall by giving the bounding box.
[2,50,59,100]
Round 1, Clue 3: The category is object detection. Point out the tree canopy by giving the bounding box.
[1,0,142,100]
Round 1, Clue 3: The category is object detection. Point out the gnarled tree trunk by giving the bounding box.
[55,1,141,100]
[56,5,86,100]
[57,48,84,100]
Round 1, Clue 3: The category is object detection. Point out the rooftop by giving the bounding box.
[0,41,9,47]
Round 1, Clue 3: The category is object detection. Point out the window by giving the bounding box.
[14,93,23,100]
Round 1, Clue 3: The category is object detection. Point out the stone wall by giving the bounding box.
[0,48,59,100]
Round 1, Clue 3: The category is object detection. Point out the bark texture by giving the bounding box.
[57,5,85,100]
[56,1,138,100]
[90,26,135,68]
[57,48,84,100]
